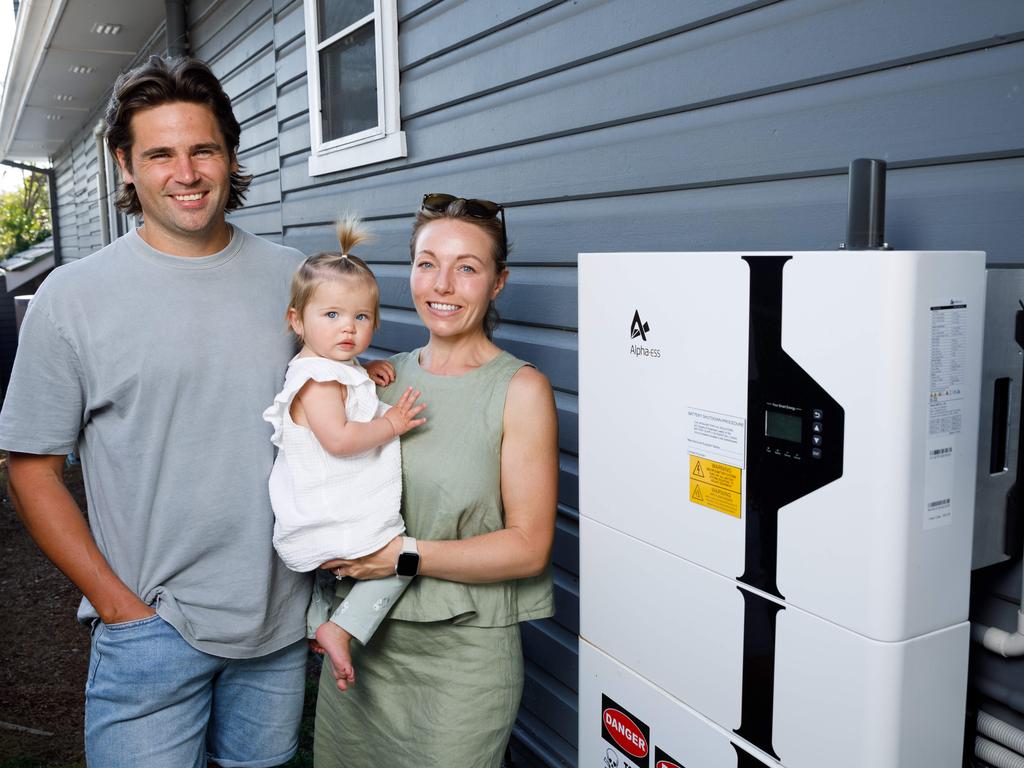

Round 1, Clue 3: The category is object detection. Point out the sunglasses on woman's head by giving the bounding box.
[420,193,508,257]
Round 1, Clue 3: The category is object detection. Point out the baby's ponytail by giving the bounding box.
[336,216,372,257]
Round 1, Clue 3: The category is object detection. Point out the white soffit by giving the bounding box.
[1,0,165,162]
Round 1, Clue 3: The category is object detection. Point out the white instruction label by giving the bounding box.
[924,301,966,529]
[686,407,746,469]
[928,302,967,437]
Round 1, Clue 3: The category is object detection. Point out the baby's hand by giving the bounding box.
[383,387,427,437]
[365,359,396,386]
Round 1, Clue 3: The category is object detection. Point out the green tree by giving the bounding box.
[0,172,51,259]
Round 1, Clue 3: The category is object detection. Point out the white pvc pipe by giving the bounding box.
[973,610,1024,657]
[980,710,1024,755]
[977,735,1024,768]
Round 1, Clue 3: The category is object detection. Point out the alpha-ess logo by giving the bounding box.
[630,310,650,341]
[629,310,661,359]
[602,694,650,767]
[654,745,685,768]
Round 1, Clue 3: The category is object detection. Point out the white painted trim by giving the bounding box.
[316,11,374,51]
[307,130,406,176]
[0,0,68,160]
[303,0,406,176]
[319,123,383,153]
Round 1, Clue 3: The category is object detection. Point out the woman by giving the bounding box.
[313,194,558,767]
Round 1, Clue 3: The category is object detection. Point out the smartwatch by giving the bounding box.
[396,536,420,578]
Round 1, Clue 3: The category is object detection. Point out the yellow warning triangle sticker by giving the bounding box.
[692,461,705,478]
[691,484,704,502]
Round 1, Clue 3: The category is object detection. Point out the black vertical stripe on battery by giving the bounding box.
[737,255,845,762]
[733,587,783,760]
[732,742,776,767]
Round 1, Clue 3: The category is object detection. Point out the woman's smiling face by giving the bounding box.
[410,218,507,340]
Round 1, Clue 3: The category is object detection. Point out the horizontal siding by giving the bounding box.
[53,130,104,264]
[196,0,283,238]
[282,157,1024,264]
[274,0,305,49]
[398,0,1024,119]
[276,44,1023,221]
[399,0,568,72]
[193,1,272,72]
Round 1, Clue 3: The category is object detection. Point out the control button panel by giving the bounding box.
[763,403,828,460]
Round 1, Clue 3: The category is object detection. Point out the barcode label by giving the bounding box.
[929,447,953,457]
[928,498,951,509]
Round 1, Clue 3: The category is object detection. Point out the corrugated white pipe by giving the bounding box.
[980,711,1024,756]
[973,610,1024,657]
[977,735,1024,768]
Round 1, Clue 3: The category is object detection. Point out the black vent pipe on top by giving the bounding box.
[165,0,190,57]
[843,158,889,250]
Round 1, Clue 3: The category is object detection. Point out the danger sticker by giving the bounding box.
[689,454,742,518]
[601,694,650,767]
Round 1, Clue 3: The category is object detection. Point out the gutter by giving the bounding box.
[0,0,68,159]
[1,160,62,267]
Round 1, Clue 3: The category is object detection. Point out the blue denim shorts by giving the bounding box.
[85,613,306,768]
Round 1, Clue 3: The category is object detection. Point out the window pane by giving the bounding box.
[318,0,373,43]
[319,21,378,141]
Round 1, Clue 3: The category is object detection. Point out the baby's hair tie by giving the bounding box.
[340,253,350,259]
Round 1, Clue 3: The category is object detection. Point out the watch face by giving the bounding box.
[397,552,419,577]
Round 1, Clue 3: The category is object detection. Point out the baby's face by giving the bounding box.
[292,277,376,362]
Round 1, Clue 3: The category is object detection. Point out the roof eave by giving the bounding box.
[0,0,69,162]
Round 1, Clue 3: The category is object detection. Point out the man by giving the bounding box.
[0,56,310,768]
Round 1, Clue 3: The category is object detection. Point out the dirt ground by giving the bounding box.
[0,457,317,768]
[0,457,89,767]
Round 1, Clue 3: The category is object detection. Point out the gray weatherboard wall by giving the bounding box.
[42,0,1024,766]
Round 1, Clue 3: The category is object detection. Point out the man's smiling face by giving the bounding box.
[116,101,235,256]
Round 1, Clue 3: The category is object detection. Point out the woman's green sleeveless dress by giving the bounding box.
[313,349,555,768]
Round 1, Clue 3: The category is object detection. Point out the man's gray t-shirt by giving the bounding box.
[0,226,310,658]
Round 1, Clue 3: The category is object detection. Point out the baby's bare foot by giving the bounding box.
[316,622,356,691]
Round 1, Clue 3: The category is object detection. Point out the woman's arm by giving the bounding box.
[329,366,558,582]
[294,380,426,457]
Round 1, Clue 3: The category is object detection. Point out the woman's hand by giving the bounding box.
[365,359,396,386]
[382,387,427,437]
[320,535,403,580]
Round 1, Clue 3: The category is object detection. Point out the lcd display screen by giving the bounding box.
[766,410,802,443]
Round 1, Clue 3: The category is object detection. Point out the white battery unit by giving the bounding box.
[580,516,969,768]
[579,250,985,768]
[580,640,769,768]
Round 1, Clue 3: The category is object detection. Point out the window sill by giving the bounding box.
[308,131,407,176]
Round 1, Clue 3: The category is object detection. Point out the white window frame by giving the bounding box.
[303,0,406,176]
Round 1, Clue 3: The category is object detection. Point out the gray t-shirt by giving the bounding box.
[0,226,310,658]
